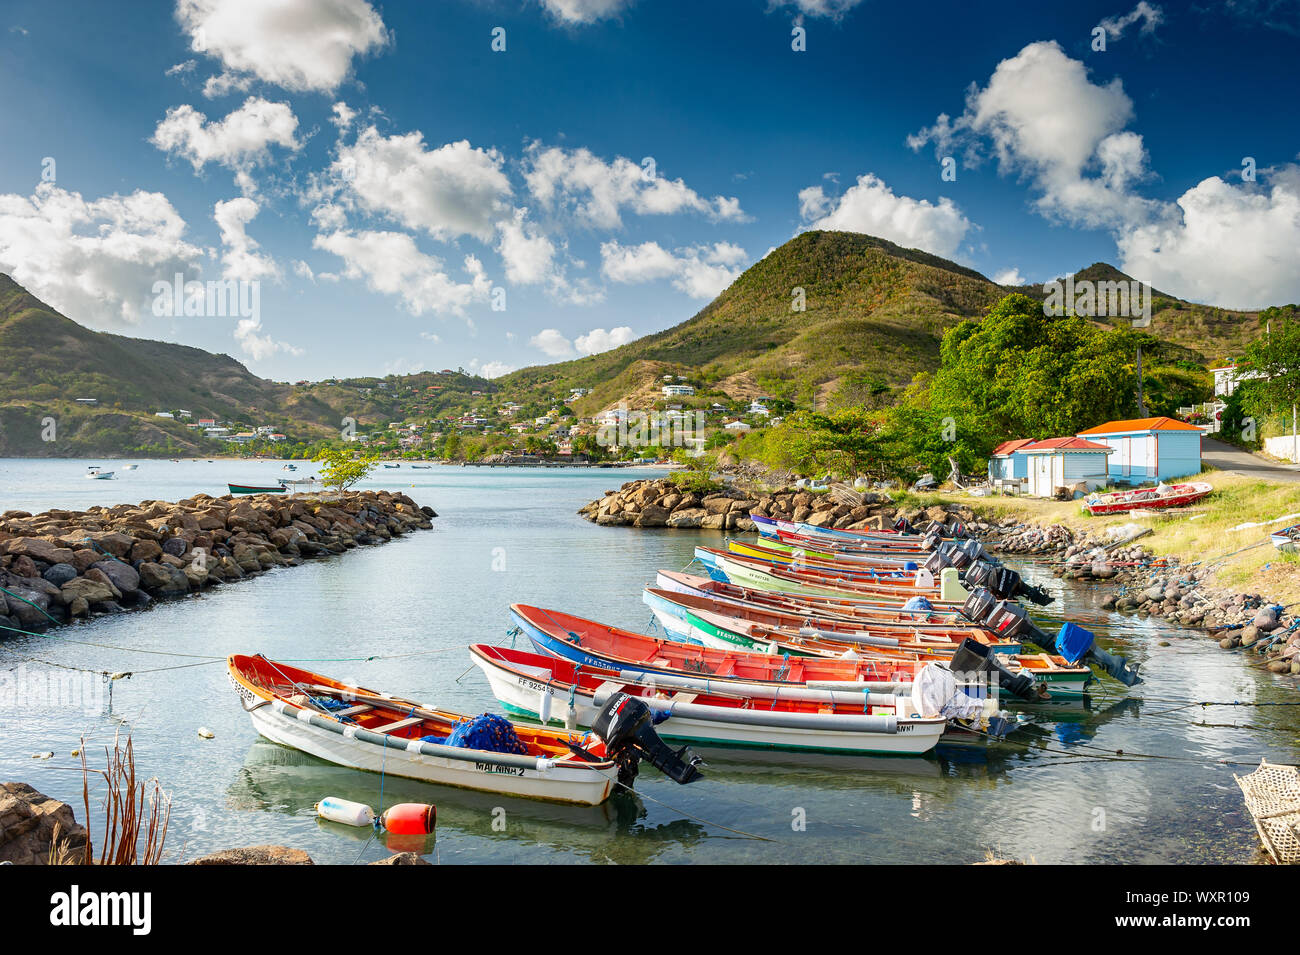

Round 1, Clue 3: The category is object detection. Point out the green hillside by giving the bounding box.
[496,231,1262,412]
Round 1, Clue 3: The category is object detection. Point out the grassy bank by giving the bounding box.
[898,470,1300,604]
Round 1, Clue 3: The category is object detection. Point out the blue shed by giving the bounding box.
[988,439,1033,486]
[1075,417,1204,483]
[1021,438,1114,497]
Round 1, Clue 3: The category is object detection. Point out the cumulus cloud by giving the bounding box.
[330,127,512,242]
[214,197,279,281]
[529,328,576,358]
[538,0,632,24]
[525,144,746,230]
[529,325,636,359]
[0,183,202,326]
[1117,167,1300,308]
[993,267,1026,286]
[908,38,1300,307]
[797,174,973,258]
[575,326,635,354]
[176,0,389,94]
[907,41,1161,230]
[469,358,514,378]
[234,316,301,361]
[152,97,301,195]
[601,240,747,299]
[1097,2,1163,40]
[496,208,558,286]
[313,229,492,316]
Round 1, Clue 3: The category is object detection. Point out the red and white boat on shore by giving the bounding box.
[1084,481,1213,516]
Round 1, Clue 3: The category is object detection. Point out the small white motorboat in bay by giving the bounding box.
[85,466,114,480]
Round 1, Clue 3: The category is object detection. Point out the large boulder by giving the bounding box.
[634,505,671,528]
[666,507,707,529]
[0,782,89,865]
[61,576,120,605]
[161,537,189,558]
[130,539,164,562]
[187,845,314,865]
[4,538,75,566]
[3,586,53,628]
[90,560,140,597]
[41,563,79,588]
[137,561,189,594]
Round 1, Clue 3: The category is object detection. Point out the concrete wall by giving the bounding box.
[1265,434,1300,463]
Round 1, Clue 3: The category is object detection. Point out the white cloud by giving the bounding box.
[176,0,389,93]
[601,240,747,299]
[151,97,301,194]
[292,259,314,280]
[797,174,973,257]
[1117,167,1300,308]
[766,0,865,19]
[1098,2,1163,39]
[538,0,632,24]
[993,267,1026,286]
[907,41,1161,230]
[496,208,558,286]
[234,316,301,361]
[332,127,512,242]
[575,326,634,354]
[0,183,202,326]
[330,101,356,130]
[525,144,746,229]
[470,358,514,378]
[313,229,492,316]
[530,328,575,358]
[214,197,279,281]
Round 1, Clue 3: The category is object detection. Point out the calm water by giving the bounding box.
[0,458,1293,864]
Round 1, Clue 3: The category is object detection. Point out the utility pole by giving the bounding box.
[1135,345,1148,417]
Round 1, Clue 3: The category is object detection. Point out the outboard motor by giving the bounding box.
[942,542,974,571]
[592,693,704,787]
[893,516,914,535]
[962,560,1054,607]
[1055,622,1142,686]
[961,586,998,626]
[956,539,987,564]
[949,638,1046,702]
[921,530,943,552]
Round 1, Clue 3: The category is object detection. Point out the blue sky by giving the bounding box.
[0,0,1297,382]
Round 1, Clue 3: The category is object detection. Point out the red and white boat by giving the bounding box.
[1084,481,1212,516]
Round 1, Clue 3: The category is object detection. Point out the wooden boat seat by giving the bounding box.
[712,660,737,677]
[371,716,423,735]
[333,704,373,718]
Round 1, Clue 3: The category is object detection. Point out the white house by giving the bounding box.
[154,411,174,419]
[662,384,695,397]
[723,419,751,432]
[1210,363,1266,398]
[1021,437,1113,498]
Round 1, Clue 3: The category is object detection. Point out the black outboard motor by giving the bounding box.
[921,530,943,552]
[961,585,998,625]
[893,516,914,535]
[962,586,1057,650]
[592,693,704,788]
[962,560,1053,607]
[949,638,1046,702]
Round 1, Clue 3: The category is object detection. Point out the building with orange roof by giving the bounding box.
[1075,417,1203,483]
[987,438,1035,486]
[1020,437,1114,497]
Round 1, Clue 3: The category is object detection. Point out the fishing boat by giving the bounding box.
[657,570,968,621]
[277,476,321,487]
[85,466,114,480]
[410,464,432,469]
[698,547,945,600]
[642,587,1016,656]
[382,463,401,469]
[1084,481,1212,516]
[227,654,699,805]
[470,645,947,756]
[227,483,288,495]
[122,464,138,471]
[657,570,962,620]
[1271,524,1300,554]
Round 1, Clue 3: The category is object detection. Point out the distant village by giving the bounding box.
[70,370,792,462]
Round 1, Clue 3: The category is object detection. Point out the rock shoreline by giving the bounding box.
[578,477,976,531]
[0,490,436,634]
[982,521,1299,670]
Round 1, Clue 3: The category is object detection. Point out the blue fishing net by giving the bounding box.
[420,713,529,754]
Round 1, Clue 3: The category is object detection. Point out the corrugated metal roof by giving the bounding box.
[991,438,1035,457]
[1077,416,1202,435]
[1021,437,1114,453]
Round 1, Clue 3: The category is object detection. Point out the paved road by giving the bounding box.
[1202,436,1300,483]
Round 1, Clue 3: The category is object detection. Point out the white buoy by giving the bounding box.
[316,796,376,828]
[197,727,214,739]
[538,688,553,724]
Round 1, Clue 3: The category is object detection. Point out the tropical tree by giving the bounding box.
[312,447,380,490]
[1242,306,1300,450]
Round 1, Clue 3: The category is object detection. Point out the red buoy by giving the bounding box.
[380,803,436,835]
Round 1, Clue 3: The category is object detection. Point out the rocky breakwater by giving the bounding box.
[0,491,436,634]
[579,477,978,531]
[991,521,1300,670]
